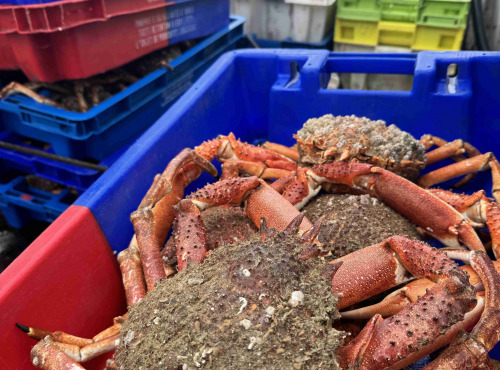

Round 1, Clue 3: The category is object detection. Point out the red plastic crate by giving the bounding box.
[0,33,17,69]
[0,0,174,33]
[0,0,230,80]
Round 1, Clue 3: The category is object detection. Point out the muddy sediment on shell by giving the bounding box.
[116,233,345,369]
[296,114,426,179]
[302,193,422,260]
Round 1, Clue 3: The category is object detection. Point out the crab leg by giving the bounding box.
[117,246,146,306]
[420,135,492,189]
[424,139,466,166]
[221,160,293,180]
[418,152,499,193]
[303,162,485,251]
[0,81,60,107]
[261,141,300,161]
[130,149,217,290]
[195,133,298,171]
[428,189,500,258]
[31,336,85,369]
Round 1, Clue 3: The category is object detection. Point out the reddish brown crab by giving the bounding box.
[19,150,500,368]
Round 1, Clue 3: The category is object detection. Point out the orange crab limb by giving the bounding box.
[117,247,146,306]
[173,177,313,270]
[261,141,300,161]
[425,139,466,166]
[49,335,119,364]
[337,251,490,370]
[195,133,297,171]
[429,189,500,258]
[306,162,485,251]
[31,336,85,369]
[173,200,208,271]
[221,160,293,180]
[418,152,494,187]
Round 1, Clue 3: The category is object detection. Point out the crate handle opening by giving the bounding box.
[446,63,459,94]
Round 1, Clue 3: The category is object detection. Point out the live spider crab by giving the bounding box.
[17,115,500,368]
[19,152,500,369]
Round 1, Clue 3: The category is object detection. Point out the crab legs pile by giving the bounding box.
[19,132,500,369]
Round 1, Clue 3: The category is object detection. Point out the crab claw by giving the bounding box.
[331,236,470,310]
[425,251,500,369]
[304,162,485,252]
[337,248,486,369]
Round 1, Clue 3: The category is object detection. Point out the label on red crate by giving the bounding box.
[133,0,228,49]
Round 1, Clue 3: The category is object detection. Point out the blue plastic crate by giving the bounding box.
[73,50,500,360]
[0,15,244,161]
[0,174,75,228]
[0,131,128,192]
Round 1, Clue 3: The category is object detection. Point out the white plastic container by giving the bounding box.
[230,0,336,43]
[334,42,414,91]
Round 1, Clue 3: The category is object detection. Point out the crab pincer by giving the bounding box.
[281,162,485,252]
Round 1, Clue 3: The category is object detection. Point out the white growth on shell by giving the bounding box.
[289,291,305,307]
[238,297,248,314]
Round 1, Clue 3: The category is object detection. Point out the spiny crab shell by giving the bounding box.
[302,193,422,260]
[295,114,427,180]
[116,230,345,369]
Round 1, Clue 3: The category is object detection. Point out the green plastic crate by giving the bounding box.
[418,0,470,27]
[337,0,381,21]
[380,0,421,22]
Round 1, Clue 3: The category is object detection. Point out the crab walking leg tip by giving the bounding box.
[16,323,30,333]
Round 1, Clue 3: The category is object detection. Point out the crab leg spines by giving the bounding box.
[131,209,166,291]
[352,276,476,370]
[486,201,500,258]
[187,176,262,210]
[173,200,208,271]
[31,336,85,369]
[117,248,146,306]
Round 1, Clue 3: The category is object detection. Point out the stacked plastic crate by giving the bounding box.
[230,0,337,49]
[334,0,470,50]
[0,0,242,252]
